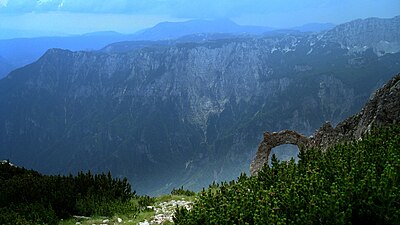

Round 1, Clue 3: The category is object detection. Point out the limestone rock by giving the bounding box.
[139,220,150,225]
[250,74,400,175]
[250,130,309,175]
[138,199,193,224]
[323,16,400,55]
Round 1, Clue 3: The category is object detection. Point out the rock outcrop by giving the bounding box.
[250,74,400,175]
[249,130,309,175]
[141,199,193,224]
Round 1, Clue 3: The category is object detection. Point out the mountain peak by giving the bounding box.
[323,15,400,55]
[134,19,272,41]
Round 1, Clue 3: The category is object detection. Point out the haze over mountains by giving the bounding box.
[0,15,399,195]
[0,19,334,79]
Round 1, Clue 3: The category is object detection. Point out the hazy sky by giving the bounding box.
[0,0,399,37]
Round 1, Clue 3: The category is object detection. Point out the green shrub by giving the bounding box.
[0,203,58,225]
[171,186,196,196]
[174,126,400,225]
[0,165,136,223]
[137,195,156,210]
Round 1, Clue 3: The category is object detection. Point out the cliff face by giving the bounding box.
[1,16,400,194]
[250,74,400,175]
[323,16,400,55]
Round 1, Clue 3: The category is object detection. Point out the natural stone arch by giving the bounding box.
[250,130,309,175]
[268,144,300,164]
[250,75,400,176]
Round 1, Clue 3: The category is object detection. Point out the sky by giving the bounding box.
[0,0,399,38]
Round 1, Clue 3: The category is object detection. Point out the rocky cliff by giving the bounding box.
[323,16,400,55]
[250,74,400,175]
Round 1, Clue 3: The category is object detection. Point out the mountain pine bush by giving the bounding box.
[174,126,400,225]
[0,166,135,224]
[171,186,196,196]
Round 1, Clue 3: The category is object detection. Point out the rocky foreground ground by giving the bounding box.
[138,199,193,224]
[69,197,194,225]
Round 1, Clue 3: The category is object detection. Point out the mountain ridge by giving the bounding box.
[323,15,400,55]
[134,18,275,41]
[0,18,273,79]
[1,16,400,194]
[1,16,399,80]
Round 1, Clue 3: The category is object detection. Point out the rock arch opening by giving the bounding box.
[268,144,300,165]
[250,130,309,175]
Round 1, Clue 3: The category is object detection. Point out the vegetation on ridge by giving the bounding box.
[0,162,196,225]
[174,126,400,225]
[0,166,138,224]
[1,126,399,224]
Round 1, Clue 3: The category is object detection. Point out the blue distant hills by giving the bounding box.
[0,19,335,79]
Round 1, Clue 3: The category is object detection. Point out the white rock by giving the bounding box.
[102,219,109,223]
[138,199,194,224]
[139,220,150,225]
[117,217,122,223]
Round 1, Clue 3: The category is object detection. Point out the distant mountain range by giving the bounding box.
[0,32,134,79]
[0,19,335,79]
[291,23,335,32]
[0,29,69,40]
[1,16,399,195]
[133,19,275,41]
[324,16,400,55]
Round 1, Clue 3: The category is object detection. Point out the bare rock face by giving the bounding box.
[250,74,400,175]
[250,130,309,175]
[323,16,400,55]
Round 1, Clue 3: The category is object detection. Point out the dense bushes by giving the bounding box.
[171,186,196,196]
[174,126,400,225]
[0,203,58,225]
[137,195,156,211]
[0,166,134,224]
